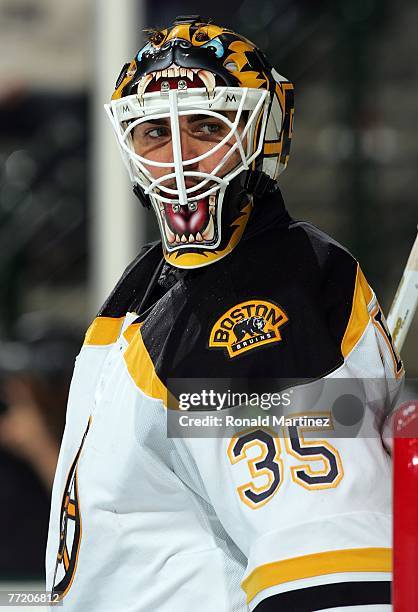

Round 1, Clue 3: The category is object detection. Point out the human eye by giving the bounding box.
[195,121,225,138]
[146,125,170,139]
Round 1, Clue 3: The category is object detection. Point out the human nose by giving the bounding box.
[179,129,200,168]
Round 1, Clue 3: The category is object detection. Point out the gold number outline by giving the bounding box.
[283,412,344,491]
[227,427,283,509]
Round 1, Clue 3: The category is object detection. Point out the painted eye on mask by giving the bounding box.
[137,42,153,62]
[201,37,224,58]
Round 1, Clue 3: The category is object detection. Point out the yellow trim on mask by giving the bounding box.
[165,24,192,43]
[112,60,137,101]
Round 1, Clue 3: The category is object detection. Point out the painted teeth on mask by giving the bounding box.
[209,195,216,216]
[146,65,200,88]
[164,64,195,81]
[165,228,214,246]
[197,70,216,96]
[163,218,176,244]
[201,214,215,241]
[166,67,176,78]
[137,73,154,99]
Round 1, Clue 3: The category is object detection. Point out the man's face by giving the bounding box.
[127,107,251,258]
[132,111,245,189]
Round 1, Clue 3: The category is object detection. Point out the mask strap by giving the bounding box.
[244,169,277,198]
[169,90,187,206]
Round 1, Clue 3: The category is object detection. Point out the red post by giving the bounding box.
[393,401,418,611]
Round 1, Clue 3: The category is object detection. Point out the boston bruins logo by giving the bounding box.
[52,418,91,599]
[209,300,288,358]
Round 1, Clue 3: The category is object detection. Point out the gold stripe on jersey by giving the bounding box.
[358,266,374,307]
[341,265,373,357]
[123,322,142,344]
[63,546,70,571]
[242,546,391,603]
[84,316,125,346]
[124,330,170,404]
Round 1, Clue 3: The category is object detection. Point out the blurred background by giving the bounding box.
[0,0,416,584]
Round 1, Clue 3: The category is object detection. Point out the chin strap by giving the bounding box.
[243,170,277,199]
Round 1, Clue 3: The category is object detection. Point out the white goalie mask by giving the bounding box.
[106,16,294,269]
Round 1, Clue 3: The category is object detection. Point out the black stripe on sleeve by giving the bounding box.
[253,580,391,611]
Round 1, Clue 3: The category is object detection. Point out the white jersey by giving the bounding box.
[46,222,403,611]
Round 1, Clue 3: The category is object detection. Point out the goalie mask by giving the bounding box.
[106,15,294,269]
